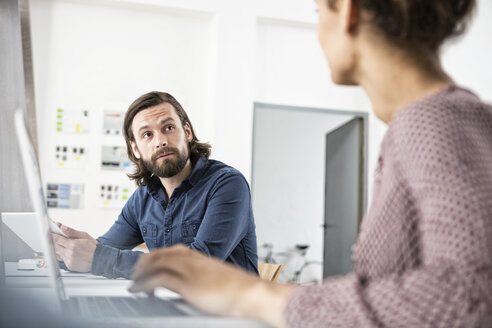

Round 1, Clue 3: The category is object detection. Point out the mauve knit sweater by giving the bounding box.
[285,87,492,328]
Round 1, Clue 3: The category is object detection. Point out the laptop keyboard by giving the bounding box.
[66,296,189,318]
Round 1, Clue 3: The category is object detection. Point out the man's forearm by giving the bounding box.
[92,243,143,279]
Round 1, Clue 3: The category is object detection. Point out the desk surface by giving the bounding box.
[3,262,271,327]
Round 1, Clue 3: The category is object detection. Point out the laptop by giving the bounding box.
[0,213,5,289]
[13,108,201,319]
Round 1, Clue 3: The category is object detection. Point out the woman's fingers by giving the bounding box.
[130,244,296,326]
[130,243,283,319]
[129,271,184,295]
[132,247,191,282]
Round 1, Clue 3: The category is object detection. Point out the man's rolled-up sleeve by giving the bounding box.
[92,195,144,279]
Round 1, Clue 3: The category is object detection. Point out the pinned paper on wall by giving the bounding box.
[54,145,88,168]
[101,146,131,171]
[103,110,124,135]
[99,184,133,209]
[55,108,90,133]
[46,183,84,209]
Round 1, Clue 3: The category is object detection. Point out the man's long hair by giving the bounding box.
[123,92,211,187]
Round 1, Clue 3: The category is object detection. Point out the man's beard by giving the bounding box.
[142,146,189,178]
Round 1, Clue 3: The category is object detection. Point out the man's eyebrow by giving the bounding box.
[136,118,176,135]
[137,124,150,135]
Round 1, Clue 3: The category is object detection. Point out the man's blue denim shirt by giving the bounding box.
[91,157,258,279]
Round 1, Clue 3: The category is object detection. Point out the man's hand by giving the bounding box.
[51,224,97,273]
[129,244,296,327]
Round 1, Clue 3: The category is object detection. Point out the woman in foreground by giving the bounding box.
[130,0,492,327]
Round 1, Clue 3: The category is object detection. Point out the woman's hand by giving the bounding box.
[129,244,297,327]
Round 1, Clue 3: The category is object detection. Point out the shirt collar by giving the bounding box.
[186,156,208,186]
[146,176,164,203]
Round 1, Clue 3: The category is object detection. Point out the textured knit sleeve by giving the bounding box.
[285,89,492,328]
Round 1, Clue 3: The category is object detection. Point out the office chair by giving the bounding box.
[258,262,283,282]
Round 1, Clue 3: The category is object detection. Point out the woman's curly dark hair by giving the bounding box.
[327,0,476,53]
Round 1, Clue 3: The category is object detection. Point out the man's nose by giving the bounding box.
[155,134,168,148]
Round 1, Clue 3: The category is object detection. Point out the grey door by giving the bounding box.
[252,103,367,281]
[323,118,366,277]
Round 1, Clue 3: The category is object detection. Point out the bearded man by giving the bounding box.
[52,92,258,279]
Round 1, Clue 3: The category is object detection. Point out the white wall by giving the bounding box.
[28,0,492,277]
[30,0,216,236]
[442,0,492,103]
[253,17,374,282]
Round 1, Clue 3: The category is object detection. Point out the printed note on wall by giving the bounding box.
[99,184,133,209]
[101,146,131,171]
[103,110,124,135]
[54,145,88,168]
[46,183,84,209]
[56,108,90,133]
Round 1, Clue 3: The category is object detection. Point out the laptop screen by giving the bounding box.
[0,217,4,289]
[14,109,67,310]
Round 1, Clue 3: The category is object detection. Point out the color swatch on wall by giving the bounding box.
[54,145,88,168]
[46,183,84,209]
[101,146,131,171]
[103,110,124,135]
[99,184,132,209]
[55,108,90,133]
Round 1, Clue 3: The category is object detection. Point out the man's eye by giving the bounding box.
[142,132,152,139]
[164,125,174,132]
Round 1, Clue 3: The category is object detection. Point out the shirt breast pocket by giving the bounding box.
[141,223,157,249]
[181,220,201,246]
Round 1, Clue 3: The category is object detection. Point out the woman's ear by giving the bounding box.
[340,0,359,33]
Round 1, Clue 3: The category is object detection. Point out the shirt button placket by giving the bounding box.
[166,197,177,246]
[163,202,172,246]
